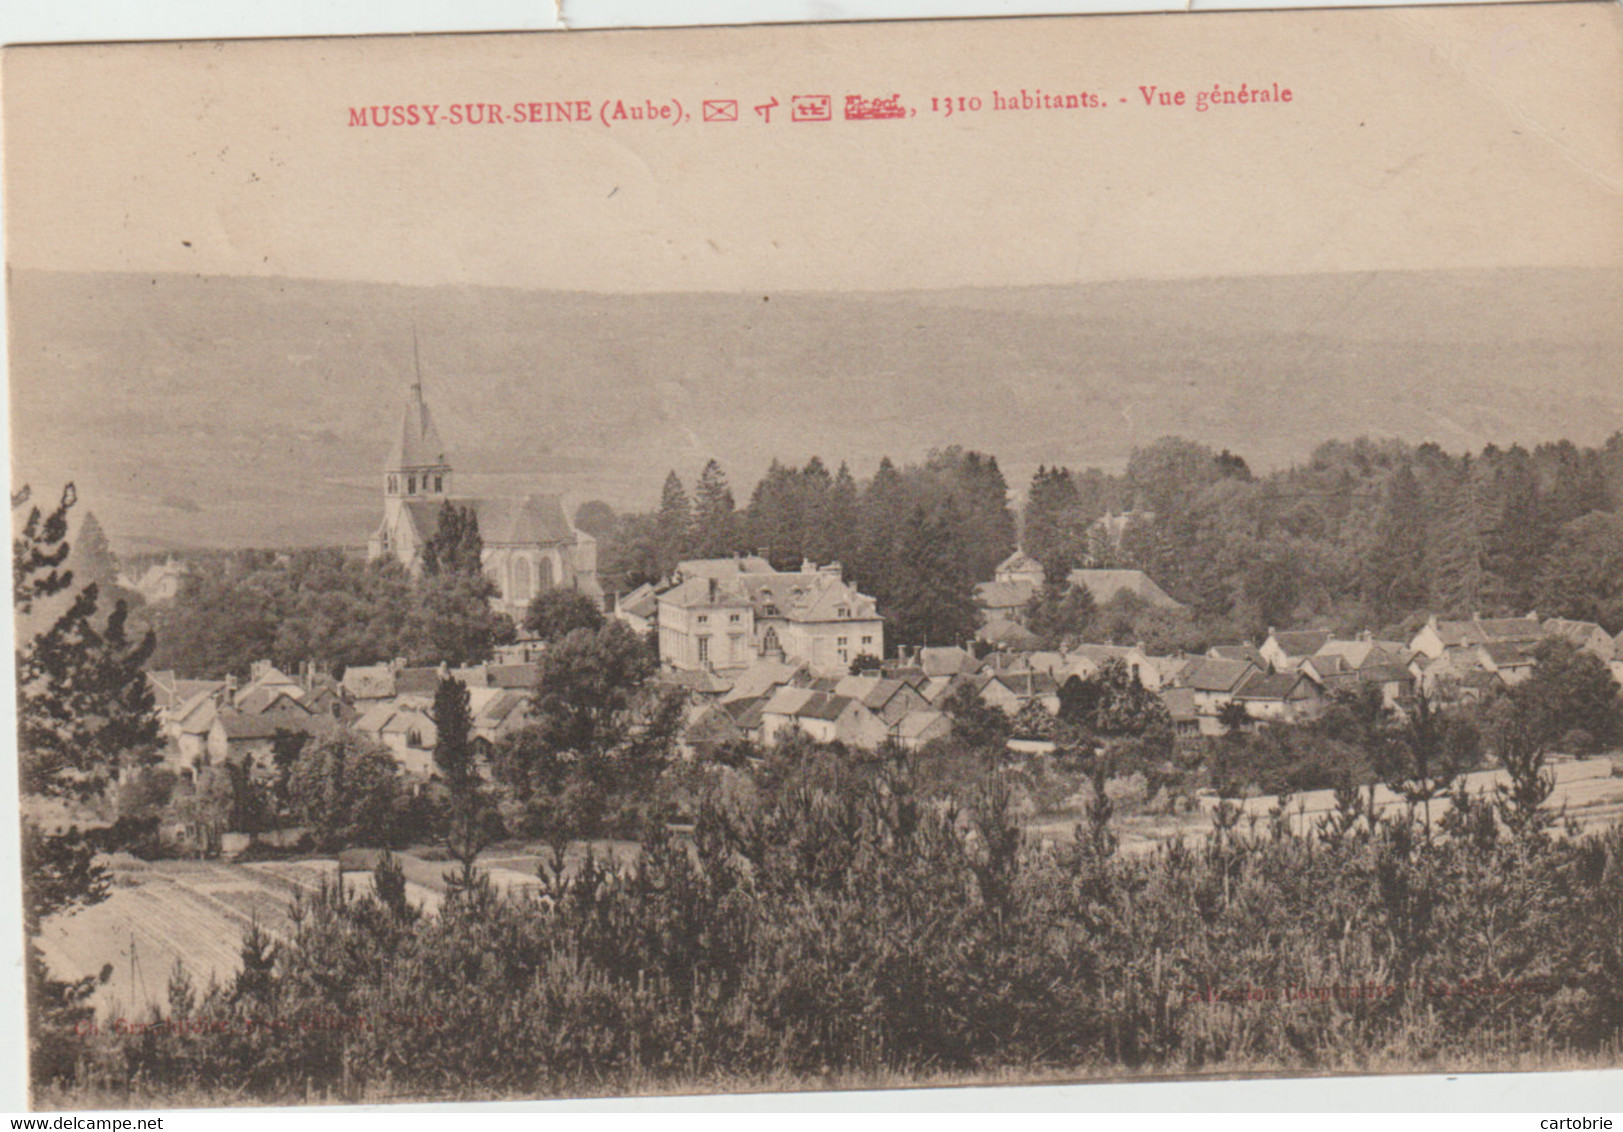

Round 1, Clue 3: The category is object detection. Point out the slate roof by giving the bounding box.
[401,495,576,548]
[1208,643,1267,668]
[387,382,448,470]
[1236,671,1315,701]
[394,667,445,696]
[342,664,396,700]
[235,687,309,716]
[1268,629,1334,659]
[488,664,539,689]
[675,556,777,578]
[977,618,1041,649]
[1481,641,1537,667]
[1066,568,1186,611]
[797,693,857,723]
[919,646,979,678]
[617,583,660,619]
[994,550,1045,578]
[894,709,950,740]
[661,568,880,624]
[215,707,335,742]
[1178,657,1258,693]
[721,658,805,704]
[722,695,768,732]
[1430,616,1545,647]
[833,675,918,711]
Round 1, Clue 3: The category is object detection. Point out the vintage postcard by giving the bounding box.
[5,3,1622,1110]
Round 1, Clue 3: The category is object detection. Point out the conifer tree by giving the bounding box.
[691,459,739,559]
[655,470,693,576]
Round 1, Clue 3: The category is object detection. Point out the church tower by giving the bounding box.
[384,379,452,516]
[369,379,454,567]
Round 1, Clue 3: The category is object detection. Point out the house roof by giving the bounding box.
[617,583,660,619]
[486,664,537,689]
[387,382,448,470]
[1178,657,1258,693]
[1429,615,1545,648]
[1236,671,1314,701]
[973,580,1038,610]
[761,685,818,717]
[976,617,1042,649]
[355,703,397,734]
[995,549,1044,577]
[1066,568,1186,611]
[721,658,805,704]
[215,707,335,742]
[1267,629,1334,659]
[1208,643,1267,668]
[1481,640,1537,667]
[722,695,768,731]
[380,709,436,741]
[919,646,979,677]
[474,690,529,728]
[394,667,445,697]
[798,693,858,723]
[342,664,396,700]
[895,709,950,740]
[833,674,920,711]
[675,556,777,578]
[235,687,311,716]
[174,690,221,734]
[660,567,880,625]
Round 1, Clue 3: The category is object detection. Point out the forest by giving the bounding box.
[128,433,1623,681]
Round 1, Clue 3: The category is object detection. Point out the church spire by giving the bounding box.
[384,336,451,499]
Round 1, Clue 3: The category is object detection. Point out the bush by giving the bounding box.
[54,764,1623,1103]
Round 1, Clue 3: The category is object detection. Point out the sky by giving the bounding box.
[4,3,1621,293]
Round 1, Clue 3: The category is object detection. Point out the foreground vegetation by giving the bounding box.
[36,762,1623,1105]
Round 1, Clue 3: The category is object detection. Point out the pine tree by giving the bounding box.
[691,459,739,559]
[1023,465,1083,570]
[1429,455,1490,617]
[1362,462,1428,622]
[797,456,836,564]
[72,511,119,592]
[655,470,693,576]
[15,486,160,800]
[827,461,861,568]
[886,503,980,648]
[745,460,802,569]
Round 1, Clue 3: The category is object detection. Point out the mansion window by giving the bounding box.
[729,613,741,623]
[837,606,850,619]
[861,636,874,646]
[697,614,709,625]
[407,475,417,494]
[697,636,710,665]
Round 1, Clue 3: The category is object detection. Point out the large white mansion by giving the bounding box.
[366,381,601,618]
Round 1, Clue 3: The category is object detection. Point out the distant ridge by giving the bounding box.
[8,266,1621,552]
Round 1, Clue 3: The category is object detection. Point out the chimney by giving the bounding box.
[801,559,816,574]
[708,578,718,603]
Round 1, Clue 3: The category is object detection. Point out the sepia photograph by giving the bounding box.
[5,3,1623,1110]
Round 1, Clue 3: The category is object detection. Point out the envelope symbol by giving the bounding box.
[703,99,739,122]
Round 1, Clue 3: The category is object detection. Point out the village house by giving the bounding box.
[206,705,337,775]
[355,702,438,778]
[758,686,888,748]
[1543,618,1616,662]
[613,583,660,636]
[831,673,933,726]
[1064,643,1165,690]
[890,709,953,750]
[1169,656,1261,734]
[1473,641,1539,686]
[1408,612,1545,660]
[1233,670,1325,724]
[1259,629,1334,673]
[366,379,602,620]
[657,558,883,677]
[116,558,188,606]
[993,549,1047,588]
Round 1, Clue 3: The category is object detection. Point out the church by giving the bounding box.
[366,380,602,620]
